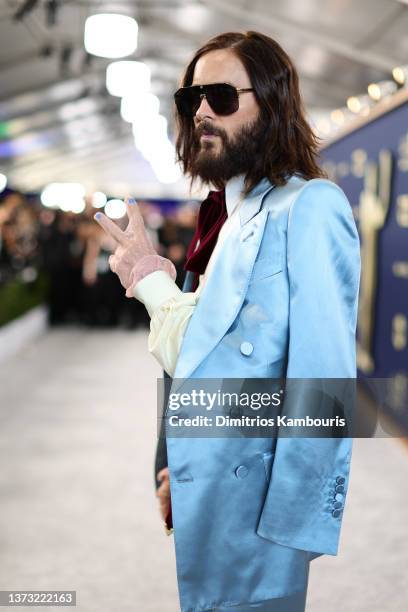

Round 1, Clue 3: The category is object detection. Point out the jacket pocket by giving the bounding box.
[262,451,275,483]
[249,256,283,284]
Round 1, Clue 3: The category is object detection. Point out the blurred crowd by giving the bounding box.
[0,191,197,327]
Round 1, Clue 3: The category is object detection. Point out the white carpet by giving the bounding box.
[0,328,406,612]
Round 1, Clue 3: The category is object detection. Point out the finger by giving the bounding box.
[157,467,169,482]
[125,196,146,232]
[160,504,169,521]
[159,498,170,511]
[157,482,170,497]
[108,254,117,272]
[157,491,170,503]
[94,212,127,246]
[157,482,169,498]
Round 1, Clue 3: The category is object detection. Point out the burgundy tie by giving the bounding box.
[184,188,227,291]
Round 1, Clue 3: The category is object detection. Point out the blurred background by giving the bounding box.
[0,1,407,611]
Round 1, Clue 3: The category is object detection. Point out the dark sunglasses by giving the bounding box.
[174,83,254,117]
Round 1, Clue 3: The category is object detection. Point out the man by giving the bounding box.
[95,31,361,612]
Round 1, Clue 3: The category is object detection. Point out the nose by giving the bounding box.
[195,94,215,120]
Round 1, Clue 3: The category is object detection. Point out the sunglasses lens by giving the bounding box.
[174,88,201,117]
[207,84,239,115]
[174,84,239,116]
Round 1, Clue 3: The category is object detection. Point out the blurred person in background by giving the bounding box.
[79,203,124,327]
[39,210,84,325]
[0,193,38,275]
[158,202,197,288]
[0,192,46,326]
[0,189,192,328]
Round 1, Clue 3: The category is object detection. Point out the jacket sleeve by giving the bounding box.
[256,179,361,556]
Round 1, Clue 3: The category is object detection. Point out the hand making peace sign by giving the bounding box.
[94,197,176,298]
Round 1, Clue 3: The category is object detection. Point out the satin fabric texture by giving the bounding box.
[165,175,361,612]
[211,580,308,611]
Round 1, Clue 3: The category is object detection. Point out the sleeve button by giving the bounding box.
[240,341,254,356]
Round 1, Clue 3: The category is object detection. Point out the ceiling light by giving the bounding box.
[152,162,182,184]
[106,61,150,97]
[367,80,397,101]
[346,95,373,114]
[330,109,346,126]
[41,183,85,211]
[0,173,7,193]
[132,113,168,141]
[131,115,181,184]
[346,96,361,113]
[84,14,138,59]
[121,93,160,123]
[92,191,107,208]
[105,199,126,219]
[392,65,408,85]
[70,200,86,214]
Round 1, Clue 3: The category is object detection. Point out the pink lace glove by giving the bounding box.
[94,197,176,298]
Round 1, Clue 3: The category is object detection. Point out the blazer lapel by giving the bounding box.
[173,180,276,382]
[239,177,274,226]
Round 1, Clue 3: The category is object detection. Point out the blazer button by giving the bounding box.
[336,476,346,485]
[333,501,343,509]
[235,465,249,479]
[335,485,345,494]
[332,509,342,518]
[240,341,254,356]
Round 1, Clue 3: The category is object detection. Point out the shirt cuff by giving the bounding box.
[132,270,183,317]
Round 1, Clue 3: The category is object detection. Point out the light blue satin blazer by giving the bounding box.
[166,175,361,612]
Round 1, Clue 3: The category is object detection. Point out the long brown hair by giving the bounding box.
[175,31,327,194]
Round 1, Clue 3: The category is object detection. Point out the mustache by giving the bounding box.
[195,120,224,139]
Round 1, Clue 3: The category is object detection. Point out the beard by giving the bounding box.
[190,114,267,187]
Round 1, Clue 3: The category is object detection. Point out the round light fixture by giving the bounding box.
[106,61,150,97]
[105,199,126,219]
[121,93,160,123]
[84,14,138,59]
[41,183,86,211]
[0,173,7,193]
[92,191,107,208]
